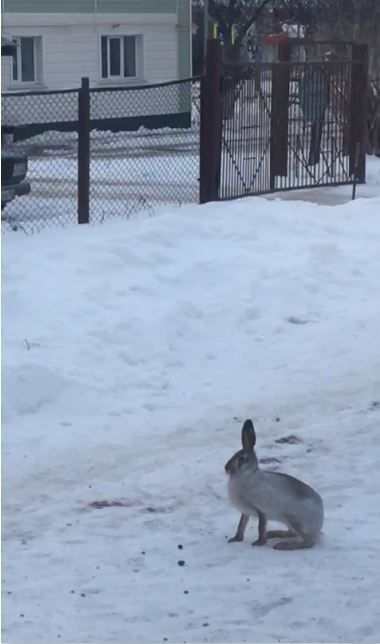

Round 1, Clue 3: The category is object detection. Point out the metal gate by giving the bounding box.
[200,41,368,203]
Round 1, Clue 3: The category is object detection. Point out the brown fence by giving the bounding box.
[200,41,369,202]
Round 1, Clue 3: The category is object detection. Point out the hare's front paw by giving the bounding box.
[228,535,243,543]
[251,537,267,546]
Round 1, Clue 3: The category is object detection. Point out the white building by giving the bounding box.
[1,0,192,92]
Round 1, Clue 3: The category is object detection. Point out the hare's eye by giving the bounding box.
[238,454,246,465]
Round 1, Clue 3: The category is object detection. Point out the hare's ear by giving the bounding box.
[242,419,256,451]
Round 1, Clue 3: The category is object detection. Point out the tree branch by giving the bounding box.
[235,0,273,48]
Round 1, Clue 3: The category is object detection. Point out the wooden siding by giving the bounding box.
[3,0,177,13]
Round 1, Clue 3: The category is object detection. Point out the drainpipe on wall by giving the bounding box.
[203,0,208,64]
[177,0,192,79]
[189,0,193,76]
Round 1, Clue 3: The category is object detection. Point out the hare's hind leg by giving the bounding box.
[273,536,314,550]
[272,514,315,550]
[266,529,296,539]
[228,514,249,542]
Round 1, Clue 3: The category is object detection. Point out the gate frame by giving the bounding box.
[199,39,369,203]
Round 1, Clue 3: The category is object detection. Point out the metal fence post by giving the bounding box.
[350,44,368,183]
[270,62,290,189]
[199,39,223,204]
[270,42,291,190]
[78,76,90,224]
[278,41,292,64]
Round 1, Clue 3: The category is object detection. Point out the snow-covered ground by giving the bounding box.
[2,164,380,642]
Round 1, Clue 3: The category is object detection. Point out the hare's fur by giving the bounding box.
[225,420,324,549]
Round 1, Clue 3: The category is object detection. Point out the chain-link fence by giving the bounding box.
[1,78,201,234]
[89,79,201,223]
[2,90,79,233]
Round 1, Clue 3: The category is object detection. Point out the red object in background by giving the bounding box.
[260,33,289,44]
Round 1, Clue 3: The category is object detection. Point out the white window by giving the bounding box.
[11,36,42,84]
[101,35,139,80]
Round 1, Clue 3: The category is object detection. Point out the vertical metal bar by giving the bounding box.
[199,39,223,203]
[78,76,90,224]
[325,61,331,179]
[203,0,209,67]
[278,41,292,64]
[221,77,226,199]
[352,141,360,199]
[351,43,368,183]
[283,60,291,180]
[270,61,290,191]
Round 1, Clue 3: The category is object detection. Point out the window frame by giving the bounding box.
[100,34,140,82]
[10,35,43,87]
[11,36,37,84]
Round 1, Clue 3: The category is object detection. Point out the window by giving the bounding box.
[101,35,137,80]
[12,36,42,84]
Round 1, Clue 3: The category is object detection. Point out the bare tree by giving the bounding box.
[193,0,275,60]
[194,1,380,72]
[282,0,380,77]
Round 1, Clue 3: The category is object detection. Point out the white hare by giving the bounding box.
[225,420,324,550]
